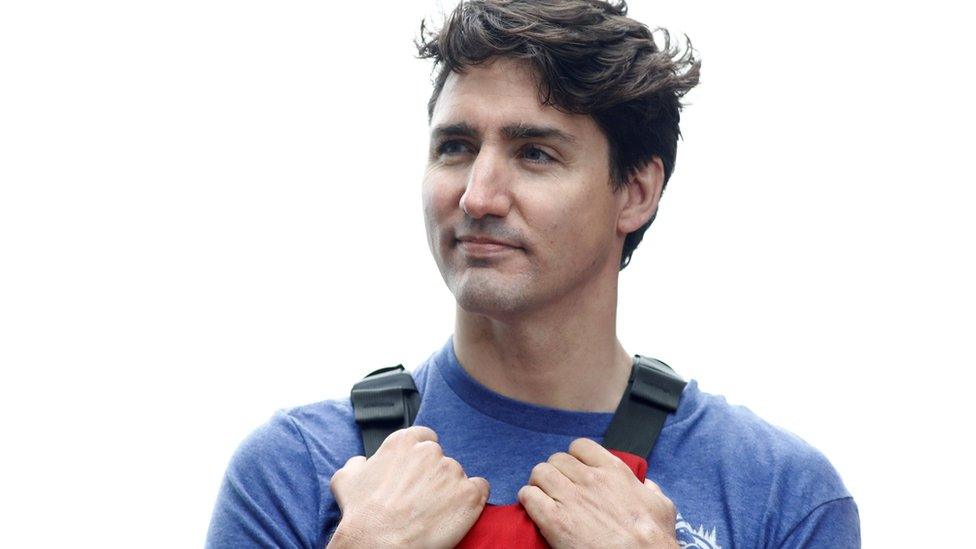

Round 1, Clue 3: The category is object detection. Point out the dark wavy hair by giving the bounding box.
[416,0,700,270]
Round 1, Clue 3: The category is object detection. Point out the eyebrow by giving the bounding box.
[502,122,577,144]
[430,121,577,144]
[431,122,479,141]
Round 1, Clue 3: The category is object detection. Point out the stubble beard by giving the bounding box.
[449,266,536,318]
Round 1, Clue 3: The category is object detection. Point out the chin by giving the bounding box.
[450,272,534,317]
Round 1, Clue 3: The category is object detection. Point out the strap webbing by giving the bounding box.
[601,356,687,458]
[350,356,685,460]
[350,365,420,457]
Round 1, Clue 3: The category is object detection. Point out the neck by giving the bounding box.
[452,267,633,412]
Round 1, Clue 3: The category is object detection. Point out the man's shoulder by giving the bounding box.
[207,398,360,548]
[284,396,359,445]
[246,358,438,468]
[225,397,360,482]
[668,381,856,544]
[680,381,850,496]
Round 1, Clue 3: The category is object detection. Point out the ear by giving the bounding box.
[617,156,665,235]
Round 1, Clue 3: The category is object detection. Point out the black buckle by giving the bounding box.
[352,386,409,425]
[630,357,684,412]
[351,366,417,428]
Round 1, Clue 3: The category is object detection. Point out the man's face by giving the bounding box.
[423,57,625,318]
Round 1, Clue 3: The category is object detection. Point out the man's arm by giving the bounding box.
[206,412,324,549]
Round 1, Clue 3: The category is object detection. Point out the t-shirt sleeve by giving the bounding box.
[205,411,324,549]
[776,497,861,548]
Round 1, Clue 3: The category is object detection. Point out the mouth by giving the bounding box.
[455,236,522,257]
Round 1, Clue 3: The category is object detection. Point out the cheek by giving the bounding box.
[420,183,436,227]
[422,176,463,254]
[421,180,444,228]
[548,190,617,263]
[423,175,461,219]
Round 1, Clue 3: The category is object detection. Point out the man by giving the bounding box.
[207,1,859,547]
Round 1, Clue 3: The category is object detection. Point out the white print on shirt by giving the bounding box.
[675,513,722,549]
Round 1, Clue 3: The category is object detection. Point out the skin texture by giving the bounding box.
[330,57,676,547]
[519,438,680,549]
[328,426,489,549]
[423,57,664,413]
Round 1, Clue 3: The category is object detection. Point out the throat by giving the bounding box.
[451,326,632,412]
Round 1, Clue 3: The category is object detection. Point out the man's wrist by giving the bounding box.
[328,516,401,549]
[328,520,371,549]
[628,522,678,549]
[326,522,358,549]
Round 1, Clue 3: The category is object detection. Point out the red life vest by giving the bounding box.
[351,357,685,548]
[455,449,647,548]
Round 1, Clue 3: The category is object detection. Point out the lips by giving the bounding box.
[457,236,519,248]
[456,235,522,255]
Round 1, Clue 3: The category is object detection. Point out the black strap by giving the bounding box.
[601,355,687,458]
[350,355,685,460]
[350,365,420,458]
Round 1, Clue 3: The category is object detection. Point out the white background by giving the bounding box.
[1,1,973,547]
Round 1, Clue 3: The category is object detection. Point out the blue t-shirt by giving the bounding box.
[207,338,859,548]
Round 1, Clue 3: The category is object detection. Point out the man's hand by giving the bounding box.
[517,438,678,549]
[328,426,489,549]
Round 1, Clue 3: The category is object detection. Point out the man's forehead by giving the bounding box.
[441,57,540,97]
[430,58,586,132]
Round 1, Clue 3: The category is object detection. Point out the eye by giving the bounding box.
[521,146,555,164]
[435,139,472,158]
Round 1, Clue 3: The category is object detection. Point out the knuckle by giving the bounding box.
[385,426,435,447]
[662,495,676,515]
[407,425,437,440]
[440,456,463,474]
[568,438,586,453]
[332,456,362,483]
[530,462,550,480]
[383,428,408,446]
[463,479,485,503]
[415,439,443,457]
[569,437,593,452]
[547,452,569,464]
[331,468,346,485]
[612,456,631,474]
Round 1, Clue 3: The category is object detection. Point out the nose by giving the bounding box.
[459,148,512,219]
